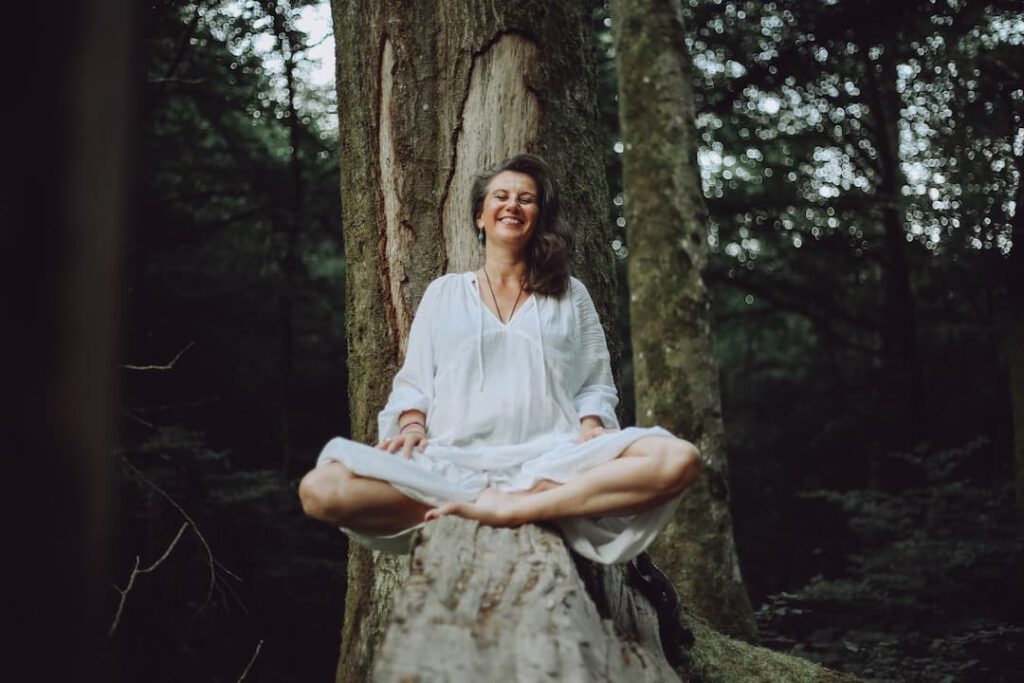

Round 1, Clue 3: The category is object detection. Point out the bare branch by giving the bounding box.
[121,341,195,371]
[108,523,189,636]
[121,458,220,612]
[236,640,265,683]
[121,409,156,429]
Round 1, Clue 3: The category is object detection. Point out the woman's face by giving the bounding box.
[476,171,539,248]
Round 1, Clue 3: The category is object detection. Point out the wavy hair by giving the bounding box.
[470,153,573,297]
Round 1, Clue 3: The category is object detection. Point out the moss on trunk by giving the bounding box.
[612,0,758,641]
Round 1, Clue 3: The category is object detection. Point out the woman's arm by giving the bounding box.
[376,280,441,454]
[570,279,621,439]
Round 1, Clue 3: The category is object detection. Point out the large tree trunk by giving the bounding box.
[612,0,758,641]
[375,516,859,682]
[330,0,619,679]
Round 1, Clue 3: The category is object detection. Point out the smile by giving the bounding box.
[499,217,523,224]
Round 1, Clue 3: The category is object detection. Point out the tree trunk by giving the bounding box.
[863,46,926,448]
[330,0,618,679]
[375,516,860,682]
[3,1,131,680]
[267,0,304,479]
[1010,154,1024,509]
[612,0,758,641]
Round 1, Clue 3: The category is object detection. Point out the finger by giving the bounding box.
[376,439,390,450]
[425,502,463,521]
[402,440,414,459]
[417,438,428,453]
[388,438,402,453]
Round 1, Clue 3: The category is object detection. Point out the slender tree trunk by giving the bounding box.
[330,1,618,679]
[612,0,758,642]
[267,0,304,478]
[864,47,926,447]
[1010,154,1024,509]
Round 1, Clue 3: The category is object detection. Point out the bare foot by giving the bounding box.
[424,486,528,527]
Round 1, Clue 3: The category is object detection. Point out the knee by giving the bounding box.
[298,463,350,523]
[660,440,701,495]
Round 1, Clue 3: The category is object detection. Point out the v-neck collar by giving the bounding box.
[465,271,535,327]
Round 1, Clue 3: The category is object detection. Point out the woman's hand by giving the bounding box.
[576,416,617,444]
[376,430,428,459]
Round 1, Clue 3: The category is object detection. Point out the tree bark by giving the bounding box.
[375,517,860,682]
[612,0,758,641]
[330,0,618,679]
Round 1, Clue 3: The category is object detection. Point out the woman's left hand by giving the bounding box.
[576,417,617,444]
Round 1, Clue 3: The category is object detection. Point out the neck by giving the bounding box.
[482,250,527,286]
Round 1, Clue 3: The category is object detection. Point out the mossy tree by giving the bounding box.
[612,0,758,641]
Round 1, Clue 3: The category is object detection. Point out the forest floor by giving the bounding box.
[753,438,1024,682]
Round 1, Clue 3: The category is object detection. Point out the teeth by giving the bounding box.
[500,217,522,224]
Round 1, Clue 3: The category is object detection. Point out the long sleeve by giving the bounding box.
[377,279,440,442]
[570,279,620,430]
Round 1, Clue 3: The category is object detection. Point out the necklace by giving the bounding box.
[482,267,524,324]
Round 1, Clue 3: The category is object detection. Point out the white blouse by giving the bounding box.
[379,272,619,448]
[318,272,679,564]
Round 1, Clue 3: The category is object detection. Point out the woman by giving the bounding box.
[299,154,700,564]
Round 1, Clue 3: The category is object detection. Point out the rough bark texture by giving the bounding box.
[375,517,860,683]
[612,0,759,641]
[375,517,680,681]
[330,0,620,680]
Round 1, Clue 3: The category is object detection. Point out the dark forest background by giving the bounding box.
[110,0,1022,681]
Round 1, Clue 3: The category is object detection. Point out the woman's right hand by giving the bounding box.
[376,431,428,459]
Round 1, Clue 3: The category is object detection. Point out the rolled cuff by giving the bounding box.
[574,385,620,430]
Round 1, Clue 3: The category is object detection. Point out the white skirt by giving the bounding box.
[316,425,681,564]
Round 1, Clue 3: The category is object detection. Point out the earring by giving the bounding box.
[477,229,484,245]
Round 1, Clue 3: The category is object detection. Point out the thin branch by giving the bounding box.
[108,523,189,636]
[122,409,156,429]
[236,639,265,683]
[121,458,219,612]
[122,341,195,371]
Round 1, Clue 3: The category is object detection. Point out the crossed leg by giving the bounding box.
[299,462,430,533]
[424,435,700,526]
[299,435,701,534]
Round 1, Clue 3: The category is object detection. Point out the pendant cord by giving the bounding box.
[483,268,524,324]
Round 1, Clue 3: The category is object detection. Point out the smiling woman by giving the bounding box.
[298,153,701,564]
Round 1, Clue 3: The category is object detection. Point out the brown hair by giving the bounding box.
[470,153,573,297]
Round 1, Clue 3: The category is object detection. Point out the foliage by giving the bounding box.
[755,438,1024,682]
[127,0,347,473]
[114,1,348,679]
